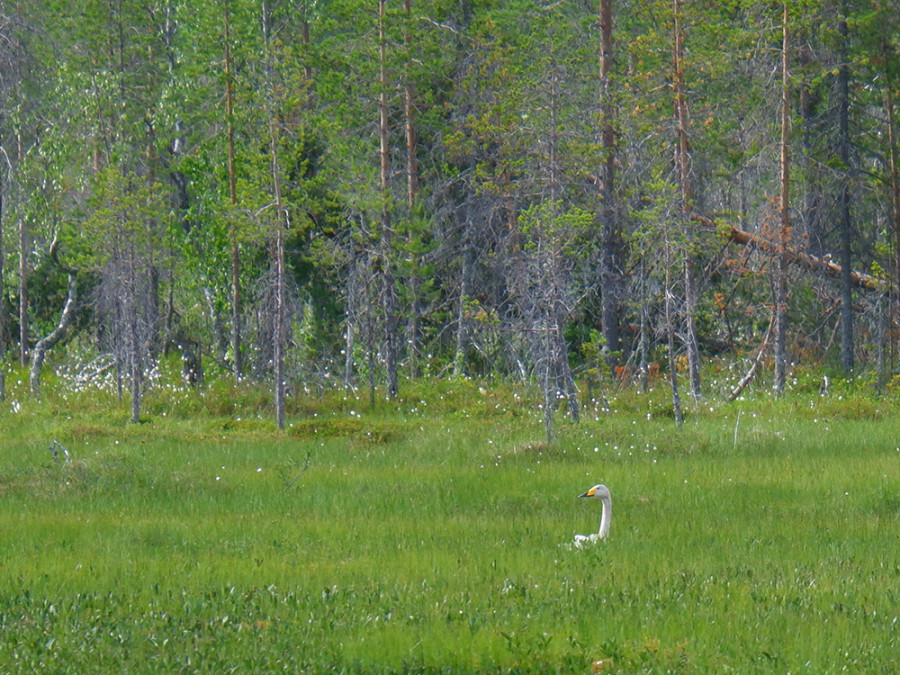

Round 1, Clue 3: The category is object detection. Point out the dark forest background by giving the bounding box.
[1,0,899,426]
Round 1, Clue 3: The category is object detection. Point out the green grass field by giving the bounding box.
[0,372,898,673]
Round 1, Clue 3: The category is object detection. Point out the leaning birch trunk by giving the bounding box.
[30,272,77,396]
[725,315,774,403]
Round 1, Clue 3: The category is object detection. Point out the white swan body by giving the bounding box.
[574,483,611,548]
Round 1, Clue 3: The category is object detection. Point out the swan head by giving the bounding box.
[578,484,610,500]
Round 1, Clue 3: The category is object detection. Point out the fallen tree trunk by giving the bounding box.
[693,214,886,293]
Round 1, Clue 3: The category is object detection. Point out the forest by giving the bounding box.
[2,4,900,670]
[2,0,899,426]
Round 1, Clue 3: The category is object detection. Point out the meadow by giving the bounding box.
[0,368,897,673]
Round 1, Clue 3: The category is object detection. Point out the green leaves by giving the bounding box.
[1,0,898,396]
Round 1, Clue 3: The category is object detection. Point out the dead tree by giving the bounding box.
[693,214,885,293]
[773,2,790,395]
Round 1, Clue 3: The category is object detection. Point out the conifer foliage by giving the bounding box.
[0,1,898,421]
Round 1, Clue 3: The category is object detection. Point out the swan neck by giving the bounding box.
[597,496,611,538]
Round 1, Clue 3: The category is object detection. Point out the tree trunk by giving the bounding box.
[664,246,683,429]
[0,155,4,400]
[379,0,399,398]
[725,313,774,403]
[224,0,243,383]
[541,306,554,444]
[453,200,480,378]
[126,240,142,424]
[550,71,578,423]
[344,256,361,388]
[203,287,229,359]
[263,0,287,429]
[773,2,790,396]
[344,313,355,389]
[147,259,160,355]
[270,124,288,431]
[404,0,422,379]
[798,41,823,256]
[555,320,579,422]
[16,95,26,367]
[888,87,900,288]
[30,252,78,396]
[597,0,620,363]
[876,292,887,394]
[837,3,854,372]
[18,210,27,367]
[693,214,884,293]
[886,67,900,367]
[673,0,701,400]
[638,266,651,393]
[403,0,417,212]
[366,276,376,407]
[453,233,471,377]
